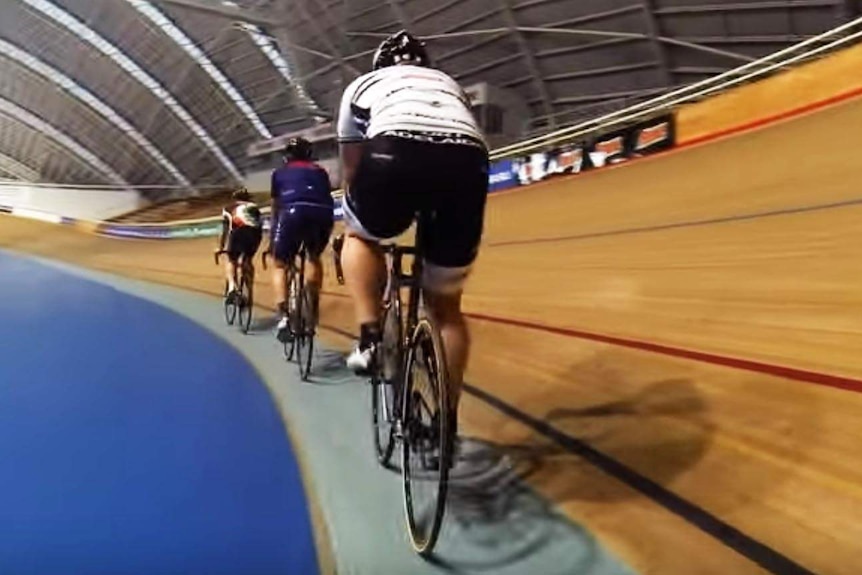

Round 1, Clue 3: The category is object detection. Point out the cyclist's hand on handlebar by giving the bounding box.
[213,248,227,264]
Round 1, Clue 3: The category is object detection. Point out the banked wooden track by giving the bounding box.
[4,95,862,575]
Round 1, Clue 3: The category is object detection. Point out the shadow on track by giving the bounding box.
[424,437,632,574]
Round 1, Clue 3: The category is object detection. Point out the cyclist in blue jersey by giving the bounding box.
[269,137,335,342]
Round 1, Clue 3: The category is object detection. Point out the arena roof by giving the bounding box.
[0,0,857,192]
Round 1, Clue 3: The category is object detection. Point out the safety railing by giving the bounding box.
[489,16,862,161]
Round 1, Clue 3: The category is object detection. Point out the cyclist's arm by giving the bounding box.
[336,77,365,190]
[270,170,280,228]
[217,209,229,251]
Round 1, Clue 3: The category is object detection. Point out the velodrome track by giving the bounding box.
[3,92,862,574]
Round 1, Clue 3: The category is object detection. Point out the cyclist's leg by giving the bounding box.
[244,227,262,287]
[271,209,302,318]
[341,136,414,370]
[341,233,385,326]
[225,258,239,294]
[225,230,242,296]
[303,210,334,325]
[421,142,489,424]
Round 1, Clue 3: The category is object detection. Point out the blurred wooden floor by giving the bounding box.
[4,95,862,575]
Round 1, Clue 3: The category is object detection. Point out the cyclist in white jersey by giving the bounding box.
[215,187,263,302]
[337,30,490,430]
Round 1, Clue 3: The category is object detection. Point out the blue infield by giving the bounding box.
[0,251,318,575]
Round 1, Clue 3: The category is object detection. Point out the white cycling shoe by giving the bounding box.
[346,344,375,375]
[276,315,292,343]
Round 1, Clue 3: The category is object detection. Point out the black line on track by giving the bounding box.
[488,195,862,248]
[463,383,818,575]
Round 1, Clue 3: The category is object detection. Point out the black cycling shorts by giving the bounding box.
[226,225,263,263]
[344,135,489,276]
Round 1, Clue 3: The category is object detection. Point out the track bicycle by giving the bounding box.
[263,245,316,381]
[334,222,454,556]
[214,249,254,334]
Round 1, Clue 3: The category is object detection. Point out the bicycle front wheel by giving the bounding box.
[295,287,314,381]
[283,273,300,362]
[401,317,451,556]
[223,281,237,326]
[238,275,253,334]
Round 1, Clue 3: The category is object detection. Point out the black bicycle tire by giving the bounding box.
[296,287,314,381]
[284,272,300,362]
[401,317,451,557]
[238,274,253,334]
[372,295,401,465]
[223,280,237,325]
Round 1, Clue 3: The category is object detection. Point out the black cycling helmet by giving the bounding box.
[232,186,251,201]
[372,30,430,70]
[284,137,313,161]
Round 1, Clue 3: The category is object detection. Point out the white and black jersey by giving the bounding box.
[337,65,486,147]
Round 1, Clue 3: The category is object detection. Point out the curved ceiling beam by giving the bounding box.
[21,0,242,181]
[150,0,272,26]
[127,0,272,139]
[0,39,194,191]
[0,150,40,181]
[236,22,330,120]
[0,97,130,188]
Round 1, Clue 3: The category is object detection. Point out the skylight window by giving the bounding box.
[0,96,129,188]
[22,0,241,180]
[237,22,327,118]
[0,151,39,182]
[127,0,272,139]
[0,39,192,189]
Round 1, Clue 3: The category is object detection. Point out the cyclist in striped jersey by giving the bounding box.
[337,30,490,429]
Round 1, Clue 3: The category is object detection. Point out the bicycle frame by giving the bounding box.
[378,221,426,421]
[215,250,254,286]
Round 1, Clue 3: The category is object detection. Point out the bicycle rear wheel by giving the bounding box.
[372,294,402,465]
[283,272,300,361]
[238,274,253,334]
[223,281,237,325]
[295,287,314,381]
[401,317,451,556]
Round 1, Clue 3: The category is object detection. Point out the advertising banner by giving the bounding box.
[631,116,674,155]
[590,133,626,167]
[515,152,550,185]
[503,112,676,190]
[545,147,585,178]
[488,159,519,192]
[99,224,173,239]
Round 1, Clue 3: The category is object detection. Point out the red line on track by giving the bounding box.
[466,312,862,394]
[677,84,862,150]
[322,288,862,393]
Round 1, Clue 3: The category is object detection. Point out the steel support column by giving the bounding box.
[500,0,555,126]
[640,0,673,86]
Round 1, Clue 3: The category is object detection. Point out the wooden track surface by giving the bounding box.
[677,41,862,143]
[4,95,862,574]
